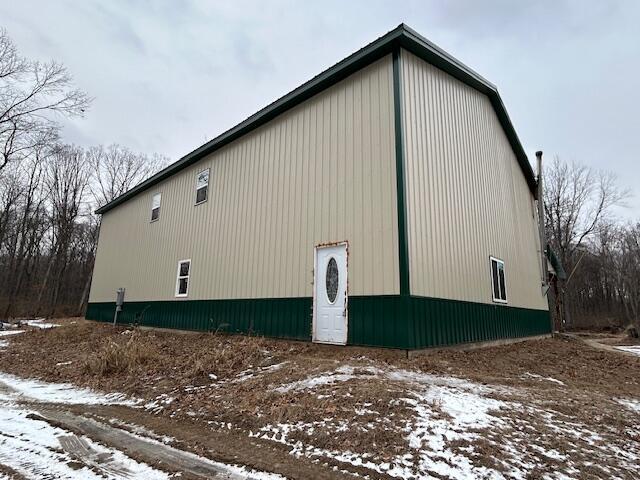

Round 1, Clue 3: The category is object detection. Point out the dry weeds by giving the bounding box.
[82,331,159,376]
[185,334,268,379]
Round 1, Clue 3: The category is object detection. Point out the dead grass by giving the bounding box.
[185,334,268,379]
[413,335,640,397]
[82,331,159,376]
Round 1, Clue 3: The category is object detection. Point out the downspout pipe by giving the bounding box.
[536,151,548,295]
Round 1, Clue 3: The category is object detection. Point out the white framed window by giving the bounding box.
[195,168,209,205]
[490,256,507,303]
[150,193,161,222]
[175,259,191,297]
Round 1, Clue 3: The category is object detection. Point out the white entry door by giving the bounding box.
[313,243,348,345]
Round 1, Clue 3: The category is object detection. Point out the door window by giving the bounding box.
[325,257,339,304]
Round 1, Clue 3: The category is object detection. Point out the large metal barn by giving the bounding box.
[87,24,550,349]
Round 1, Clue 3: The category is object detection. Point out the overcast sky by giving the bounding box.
[1,0,638,216]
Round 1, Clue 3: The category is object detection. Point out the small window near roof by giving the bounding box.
[490,257,507,303]
[150,193,161,222]
[195,168,209,205]
[175,259,191,297]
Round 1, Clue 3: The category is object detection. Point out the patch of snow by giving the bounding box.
[108,418,176,444]
[522,372,566,386]
[109,421,286,479]
[0,340,8,349]
[256,413,503,479]
[262,365,513,479]
[262,363,640,479]
[615,345,640,357]
[0,372,282,479]
[275,365,374,393]
[411,384,503,431]
[617,398,640,413]
[232,361,289,384]
[144,393,176,413]
[184,384,208,393]
[0,404,168,479]
[25,318,60,329]
[372,372,507,478]
[354,404,378,416]
[56,361,73,366]
[0,372,136,406]
[0,329,24,336]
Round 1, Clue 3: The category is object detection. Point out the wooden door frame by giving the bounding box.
[312,241,349,345]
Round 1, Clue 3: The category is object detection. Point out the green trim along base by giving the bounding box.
[86,295,550,350]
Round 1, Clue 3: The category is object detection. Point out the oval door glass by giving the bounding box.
[325,257,339,303]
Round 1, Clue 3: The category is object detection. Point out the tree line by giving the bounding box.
[0,28,165,318]
[1,27,638,331]
[544,157,639,333]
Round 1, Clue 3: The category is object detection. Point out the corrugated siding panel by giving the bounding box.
[89,55,398,303]
[87,299,313,340]
[401,50,547,311]
[406,296,550,349]
[86,295,549,348]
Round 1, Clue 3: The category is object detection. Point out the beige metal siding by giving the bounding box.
[89,56,398,303]
[401,50,546,310]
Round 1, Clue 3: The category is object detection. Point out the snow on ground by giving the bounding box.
[107,421,287,480]
[0,405,169,479]
[275,364,366,393]
[0,372,135,406]
[24,318,60,329]
[147,361,292,413]
[233,361,289,383]
[0,373,285,480]
[259,366,510,479]
[0,318,59,331]
[144,393,176,413]
[108,418,177,445]
[615,345,640,356]
[617,398,640,413]
[253,364,640,479]
[521,372,566,385]
[0,330,24,337]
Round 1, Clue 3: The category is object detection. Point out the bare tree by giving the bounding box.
[0,28,90,172]
[37,145,91,315]
[0,163,22,248]
[619,223,640,332]
[1,145,49,318]
[544,157,630,329]
[0,29,173,320]
[88,144,167,207]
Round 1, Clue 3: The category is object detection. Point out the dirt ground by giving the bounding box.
[1,318,639,479]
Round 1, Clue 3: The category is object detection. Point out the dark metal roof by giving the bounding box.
[96,23,536,215]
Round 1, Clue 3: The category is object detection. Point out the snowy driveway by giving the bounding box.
[0,373,282,479]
